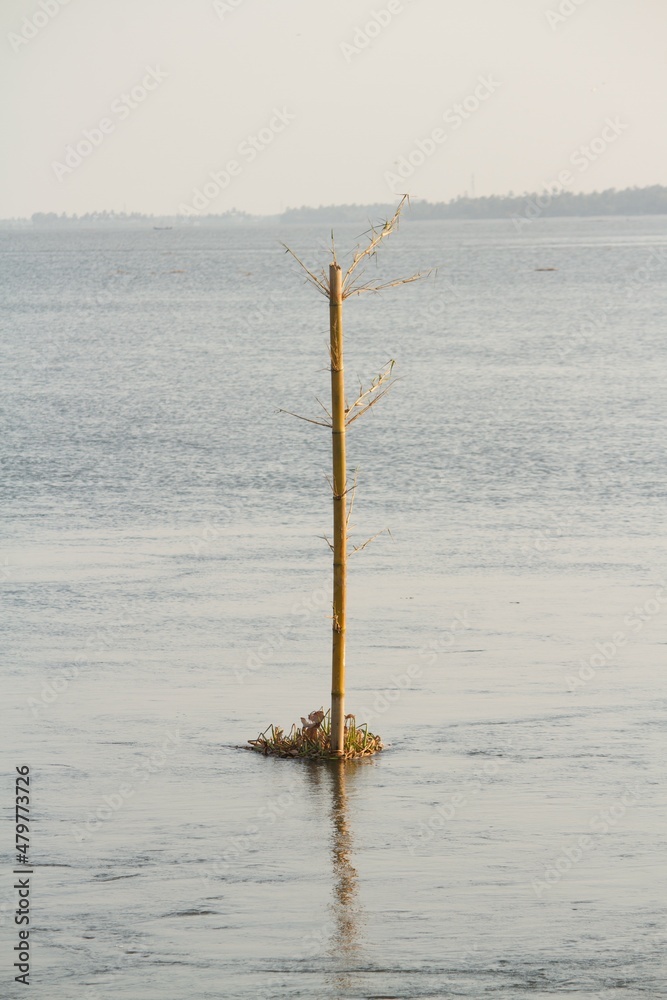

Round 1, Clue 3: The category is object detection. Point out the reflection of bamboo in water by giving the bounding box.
[301,760,364,987]
[328,761,361,961]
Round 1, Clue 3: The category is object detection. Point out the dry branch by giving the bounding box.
[277,407,331,428]
[345,360,398,426]
[343,195,410,284]
[352,527,393,554]
[280,243,330,296]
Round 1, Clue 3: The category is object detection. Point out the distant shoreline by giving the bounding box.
[3,185,667,228]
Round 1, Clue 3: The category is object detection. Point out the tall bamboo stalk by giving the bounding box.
[329,263,347,754]
[275,199,429,760]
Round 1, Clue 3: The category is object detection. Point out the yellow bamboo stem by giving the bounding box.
[329,263,346,754]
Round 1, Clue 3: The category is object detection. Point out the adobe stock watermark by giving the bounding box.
[565,582,667,691]
[27,612,136,718]
[296,918,337,960]
[511,116,628,231]
[624,244,667,301]
[235,581,329,683]
[82,988,107,1000]
[405,737,515,855]
[52,66,168,181]
[412,269,521,348]
[34,267,143,370]
[8,0,74,54]
[415,611,472,668]
[520,514,574,560]
[531,784,649,896]
[212,0,247,18]
[339,0,418,63]
[356,611,470,725]
[187,517,228,557]
[202,781,297,886]
[71,730,181,843]
[384,75,500,192]
[557,244,667,360]
[545,0,590,31]
[179,107,295,216]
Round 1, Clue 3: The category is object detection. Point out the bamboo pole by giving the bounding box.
[329,263,347,754]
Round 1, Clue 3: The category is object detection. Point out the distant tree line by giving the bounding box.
[15,186,667,228]
[27,209,255,227]
[279,186,667,224]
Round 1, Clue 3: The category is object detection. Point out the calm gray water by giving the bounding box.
[2,216,666,999]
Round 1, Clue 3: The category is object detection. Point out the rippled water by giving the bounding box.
[2,216,666,998]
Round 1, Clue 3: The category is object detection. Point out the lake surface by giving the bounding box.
[2,216,666,998]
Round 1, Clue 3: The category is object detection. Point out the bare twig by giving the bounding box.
[343,195,409,285]
[318,534,334,553]
[340,196,432,300]
[352,527,393,553]
[346,469,359,528]
[277,407,331,428]
[346,361,400,426]
[280,243,330,297]
[344,269,434,298]
[346,387,393,426]
[315,396,332,420]
[347,360,395,409]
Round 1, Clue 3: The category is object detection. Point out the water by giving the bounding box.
[1,216,666,998]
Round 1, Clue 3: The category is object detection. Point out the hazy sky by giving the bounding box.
[2,0,665,217]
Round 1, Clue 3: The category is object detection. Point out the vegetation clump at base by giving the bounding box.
[248,709,383,761]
